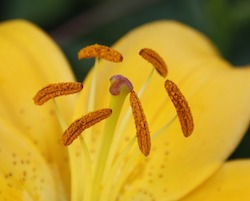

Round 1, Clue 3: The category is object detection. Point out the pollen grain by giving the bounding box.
[164,80,194,137]
[130,90,151,156]
[78,44,123,63]
[33,82,83,105]
[139,48,167,77]
[62,108,112,146]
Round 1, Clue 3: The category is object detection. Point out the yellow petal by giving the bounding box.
[0,20,76,198]
[0,118,59,200]
[80,21,250,200]
[180,160,250,201]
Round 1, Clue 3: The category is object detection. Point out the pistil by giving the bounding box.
[91,75,133,201]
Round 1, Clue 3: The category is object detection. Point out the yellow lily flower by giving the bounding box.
[0,19,250,201]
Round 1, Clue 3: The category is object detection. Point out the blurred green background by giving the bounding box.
[1,0,250,159]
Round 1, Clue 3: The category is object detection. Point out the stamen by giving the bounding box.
[61,108,112,146]
[33,82,83,105]
[109,74,133,95]
[129,90,151,156]
[164,79,194,137]
[139,48,167,77]
[78,44,123,63]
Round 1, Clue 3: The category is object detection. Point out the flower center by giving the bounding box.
[33,44,194,201]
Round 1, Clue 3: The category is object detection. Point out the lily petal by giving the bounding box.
[0,118,58,200]
[81,21,250,200]
[180,160,250,201]
[0,20,76,198]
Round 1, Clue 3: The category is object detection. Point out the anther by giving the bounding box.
[78,44,123,63]
[164,80,194,137]
[62,108,112,146]
[33,82,83,105]
[109,75,133,96]
[139,48,167,77]
[130,90,151,156]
